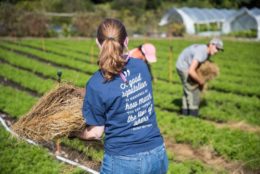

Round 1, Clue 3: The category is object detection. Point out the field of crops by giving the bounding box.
[0,37,259,174]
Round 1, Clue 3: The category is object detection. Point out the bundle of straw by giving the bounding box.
[197,60,219,82]
[12,83,86,142]
[188,60,219,91]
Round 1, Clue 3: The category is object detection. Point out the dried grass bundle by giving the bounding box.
[197,60,219,82]
[12,83,86,142]
[188,61,220,91]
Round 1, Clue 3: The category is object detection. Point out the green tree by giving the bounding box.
[111,0,146,18]
[145,0,162,10]
[50,0,94,12]
[91,0,113,4]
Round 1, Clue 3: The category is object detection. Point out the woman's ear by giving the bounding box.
[124,37,129,48]
[96,38,102,49]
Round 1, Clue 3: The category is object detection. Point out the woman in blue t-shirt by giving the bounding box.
[77,18,168,174]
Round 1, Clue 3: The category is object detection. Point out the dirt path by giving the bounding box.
[164,137,258,174]
[208,120,260,134]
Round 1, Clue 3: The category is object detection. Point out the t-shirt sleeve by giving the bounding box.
[193,46,207,63]
[82,82,106,126]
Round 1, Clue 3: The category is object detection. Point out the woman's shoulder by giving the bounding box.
[90,70,102,80]
[127,58,150,78]
[87,71,103,88]
[128,57,146,67]
[87,70,117,90]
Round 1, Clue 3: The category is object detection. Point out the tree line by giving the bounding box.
[0,0,258,37]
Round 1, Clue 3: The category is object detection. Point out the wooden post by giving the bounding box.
[168,46,173,83]
[143,35,147,44]
[12,32,17,52]
[14,32,17,45]
[41,36,45,51]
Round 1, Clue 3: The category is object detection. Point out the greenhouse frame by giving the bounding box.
[159,7,260,39]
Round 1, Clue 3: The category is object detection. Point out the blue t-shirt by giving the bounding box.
[82,58,163,155]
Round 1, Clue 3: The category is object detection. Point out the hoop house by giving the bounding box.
[159,7,260,39]
[159,7,237,35]
[223,8,260,39]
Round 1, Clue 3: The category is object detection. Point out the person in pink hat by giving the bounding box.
[129,43,157,81]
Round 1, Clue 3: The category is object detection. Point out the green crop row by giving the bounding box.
[0,125,85,174]
[2,45,257,127]
[0,42,98,75]
[168,160,227,174]
[2,38,259,126]
[0,47,90,87]
[39,38,97,53]
[3,38,257,126]
[210,80,260,97]
[156,108,260,171]
[11,39,260,98]
[0,85,37,118]
[0,63,54,95]
[13,38,98,59]
[153,80,260,126]
[11,40,94,63]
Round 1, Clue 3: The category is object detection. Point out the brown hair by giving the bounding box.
[97,18,127,81]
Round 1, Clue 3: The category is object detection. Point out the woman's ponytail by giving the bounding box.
[96,19,127,81]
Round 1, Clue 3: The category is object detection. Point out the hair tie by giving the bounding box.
[107,36,115,41]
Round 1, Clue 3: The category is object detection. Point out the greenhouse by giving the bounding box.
[223,8,260,39]
[159,7,260,39]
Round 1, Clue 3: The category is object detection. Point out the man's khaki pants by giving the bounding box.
[177,69,200,115]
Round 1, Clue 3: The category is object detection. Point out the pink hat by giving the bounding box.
[141,43,157,63]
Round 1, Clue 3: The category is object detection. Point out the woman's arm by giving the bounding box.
[77,126,104,140]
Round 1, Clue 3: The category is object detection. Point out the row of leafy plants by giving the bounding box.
[2,39,259,124]
[0,64,259,172]
[0,38,259,173]
[0,68,218,173]
[1,39,259,126]
[2,43,258,127]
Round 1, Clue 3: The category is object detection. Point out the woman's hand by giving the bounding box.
[76,88,86,97]
[78,126,105,140]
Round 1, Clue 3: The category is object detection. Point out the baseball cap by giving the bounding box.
[209,38,224,51]
[141,43,157,63]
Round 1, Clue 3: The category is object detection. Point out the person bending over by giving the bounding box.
[176,38,223,116]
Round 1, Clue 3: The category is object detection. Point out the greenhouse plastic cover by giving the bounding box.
[159,7,260,39]
[159,7,237,25]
